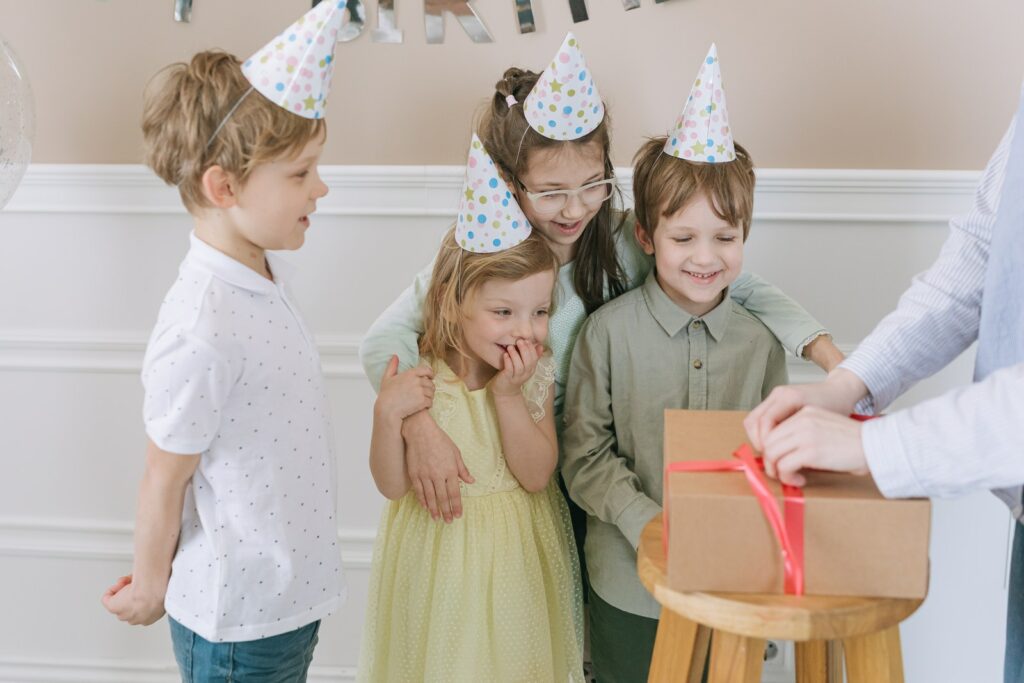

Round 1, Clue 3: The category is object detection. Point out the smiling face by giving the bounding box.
[458,270,555,377]
[514,140,607,264]
[636,191,744,317]
[228,132,329,252]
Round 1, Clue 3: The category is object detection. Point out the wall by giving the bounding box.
[1,0,1023,167]
[0,165,1012,681]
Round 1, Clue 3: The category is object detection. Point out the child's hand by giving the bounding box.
[376,355,434,421]
[490,339,544,397]
[101,574,166,626]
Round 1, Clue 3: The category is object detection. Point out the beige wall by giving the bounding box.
[2,0,1023,168]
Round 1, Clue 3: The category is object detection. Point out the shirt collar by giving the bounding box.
[641,269,733,340]
[186,232,295,294]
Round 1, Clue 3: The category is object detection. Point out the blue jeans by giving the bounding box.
[169,618,320,683]
[1008,521,1024,682]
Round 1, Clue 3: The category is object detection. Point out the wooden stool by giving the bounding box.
[637,519,924,683]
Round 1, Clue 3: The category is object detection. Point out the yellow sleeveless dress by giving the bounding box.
[358,355,584,682]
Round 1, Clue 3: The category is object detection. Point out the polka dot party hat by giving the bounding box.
[240,1,347,119]
[524,32,605,141]
[663,44,736,163]
[456,134,532,253]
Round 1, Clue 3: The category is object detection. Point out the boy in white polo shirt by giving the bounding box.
[101,4,347,679]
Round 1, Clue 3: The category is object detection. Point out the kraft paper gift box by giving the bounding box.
[662,409,930,598]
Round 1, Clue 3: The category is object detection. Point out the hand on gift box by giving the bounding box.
[759,406,869,487]
[744,368,869,452]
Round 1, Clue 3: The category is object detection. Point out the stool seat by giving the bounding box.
[637,518,925,683]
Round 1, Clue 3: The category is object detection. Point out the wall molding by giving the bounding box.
[0,516,375,568]
[0,330,833,384]
[0,657,354,683]
[3,164,980,224]
[0,331,365,378]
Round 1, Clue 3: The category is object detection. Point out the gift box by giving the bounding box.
[663,409,930,598]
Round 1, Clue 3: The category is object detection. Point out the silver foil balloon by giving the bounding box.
[424,0,493,43]
[514,0,535,33]
[311,0,367,41]
[174,0,192,22]
[337,0,367,41]
[568,0,588,23]
[372,0,404,42]
[0,38,34,211]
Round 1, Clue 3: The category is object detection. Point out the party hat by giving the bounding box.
[663,44,735,163]
[241,1,347,119]
[456,134,532,253]
[524,32,604,141]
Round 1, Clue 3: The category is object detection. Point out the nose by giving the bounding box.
[560,192,586,221]
[690,240,715,265]
[313,172,328,199]
[514,317,533,341]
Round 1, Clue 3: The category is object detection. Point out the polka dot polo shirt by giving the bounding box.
[142,233,345,642]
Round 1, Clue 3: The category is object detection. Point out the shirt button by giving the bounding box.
[693,359,703,369]
[692,320,702,329]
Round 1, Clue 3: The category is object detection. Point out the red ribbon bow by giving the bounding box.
[661,414,875,596]
[664,443,806,595]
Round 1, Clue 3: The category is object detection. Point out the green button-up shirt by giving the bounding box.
[562,270,789,618]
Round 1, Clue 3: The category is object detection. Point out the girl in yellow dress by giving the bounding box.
[358,137,584,683]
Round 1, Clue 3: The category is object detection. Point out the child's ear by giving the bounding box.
[634,219,656,256]
[200,165,239,209]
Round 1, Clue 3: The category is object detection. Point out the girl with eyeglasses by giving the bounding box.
[357,33,843,625]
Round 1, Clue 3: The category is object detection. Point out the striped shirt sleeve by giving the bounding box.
[840,118,1023,498]
[841,119,1015,410]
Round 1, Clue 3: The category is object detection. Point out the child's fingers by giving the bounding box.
[434,481,455,524]
[518,340,538,368]
[103,575,132,598]
[510,345,526,377]
[411,479,428,510]
[445,478,463,519]
[411,364,434,378]
[383,355,400,380]
[420,478,441,520]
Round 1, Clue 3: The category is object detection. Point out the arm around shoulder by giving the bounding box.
[729,271,828,363]
[359,259,434,393]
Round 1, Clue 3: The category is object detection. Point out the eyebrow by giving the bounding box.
[665,223,740,232]
[482,298,551,306]
[533,172,605,190]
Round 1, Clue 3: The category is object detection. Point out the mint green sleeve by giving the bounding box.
[729,272,827,358]
[358,259,434,393]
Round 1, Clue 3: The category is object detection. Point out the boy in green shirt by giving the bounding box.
[561,45,792,683]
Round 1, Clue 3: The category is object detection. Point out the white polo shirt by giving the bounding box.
[142,233,345,643]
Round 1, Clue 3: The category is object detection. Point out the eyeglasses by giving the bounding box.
[518,178,617,215]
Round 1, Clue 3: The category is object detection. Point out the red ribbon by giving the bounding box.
[661,414,875,596]
[663,444,806,595]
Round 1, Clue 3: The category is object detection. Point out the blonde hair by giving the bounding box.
[142,50,326,214]
[420,229,560,365]
[632,137,756,240]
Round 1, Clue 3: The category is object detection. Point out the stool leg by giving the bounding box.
[843,625,905,683]
[707,631,765,683]
[796,640,843,683]
[647,608,710,683]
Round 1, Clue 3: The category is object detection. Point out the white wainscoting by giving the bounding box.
[0,165,1010,682]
